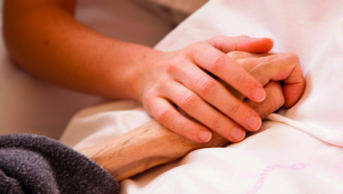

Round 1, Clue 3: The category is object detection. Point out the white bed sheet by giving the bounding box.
[60,0,343,193]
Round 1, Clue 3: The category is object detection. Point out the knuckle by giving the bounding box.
[166,56,186,74]
[208,115,222,131]
[178,121,203,141]
[211,54,226,72]
[180,93,198,109]
[185,42,205,54]
[284,52,300,64]
[155,107,170,123]
[234,73,246,88]
[178,121,192,135]
[197,77,216,95]
[269,82,285,108]
[166,62,180,75]
[142,89,157,106]
[227,101,241,116]
[226,51,245,59]
[152,82,165,94]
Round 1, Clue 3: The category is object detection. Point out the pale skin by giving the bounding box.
[3,0,304,143]
[80,51,304,181]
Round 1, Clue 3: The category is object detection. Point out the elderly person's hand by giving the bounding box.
[81,51,306,181]
[227,51,305,110]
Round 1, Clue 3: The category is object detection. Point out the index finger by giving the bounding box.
[191,43,266,102]
[208,35,274,54]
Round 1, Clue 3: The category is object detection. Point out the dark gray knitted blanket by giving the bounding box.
[0,134,119,194]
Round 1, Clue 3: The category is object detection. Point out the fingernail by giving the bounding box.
[199,131,212,142]
[231,127,245,141]
[247,116,262,131]
[252,88,266,102]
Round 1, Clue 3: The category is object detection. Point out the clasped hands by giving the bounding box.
[80,35,305,181]
[138,35,305,143]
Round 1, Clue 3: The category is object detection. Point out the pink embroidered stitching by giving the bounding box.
[246,162,308,194]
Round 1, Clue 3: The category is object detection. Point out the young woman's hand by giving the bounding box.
[133,36,274,143]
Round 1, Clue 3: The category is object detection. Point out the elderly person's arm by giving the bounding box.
[80,82,283,181]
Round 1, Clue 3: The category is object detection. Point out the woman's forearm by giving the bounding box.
[3,0,156,100]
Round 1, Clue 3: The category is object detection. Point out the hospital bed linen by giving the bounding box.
[60,0,343,193]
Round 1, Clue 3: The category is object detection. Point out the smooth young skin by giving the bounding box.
[3,0,304,143]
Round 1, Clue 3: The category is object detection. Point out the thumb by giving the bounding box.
[208,35,274,54]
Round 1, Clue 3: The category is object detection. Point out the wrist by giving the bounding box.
[125,46,165,101]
